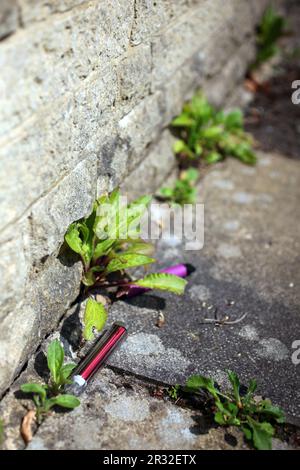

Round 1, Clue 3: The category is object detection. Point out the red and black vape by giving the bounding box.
[67,323,127,395]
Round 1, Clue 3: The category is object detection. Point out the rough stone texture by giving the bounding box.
[27,368,251,450]
[0,0,267,395]
[1,150,300,449]
[121,131,177,199]
[105,153,300,421]
[0,0,18,40]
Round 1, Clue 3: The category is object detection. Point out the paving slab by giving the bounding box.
[2,151,300,450]
[102,153,300,421]
[27,368,252,450]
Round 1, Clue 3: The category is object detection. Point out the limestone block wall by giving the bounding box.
[0,0,269,395]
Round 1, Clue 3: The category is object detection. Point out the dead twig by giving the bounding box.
[203,310,248,326]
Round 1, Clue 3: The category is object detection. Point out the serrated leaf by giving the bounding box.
[257,400,285,423]
[106,253,155,274]
[135,273,187,295]
[20,383,47,401]
[247,417,274,450]
[83,299,107,341]
[47,340,64,385]
[186,375,220,400]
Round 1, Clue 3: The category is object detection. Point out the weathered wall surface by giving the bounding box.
[0,0,268,395]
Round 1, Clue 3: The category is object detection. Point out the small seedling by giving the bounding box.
[168,385,180,400]
[172,93,256,165]
[20,340,80,423]
[159,168,199,205]
[65,189,187,340]
[182,370,284,450]
[253,6,286,68]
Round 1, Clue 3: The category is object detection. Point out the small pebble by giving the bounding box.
[289,283,294,288]
[156,311,165,328]
[95,294,111,306]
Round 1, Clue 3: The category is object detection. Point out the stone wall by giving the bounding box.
[0,0,269,395]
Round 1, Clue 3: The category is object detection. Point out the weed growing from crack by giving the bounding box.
[171,93,256,166]
[170,370,285,450]
[253,6,286,69]
[20,340,80,424]
[65,188,187,340]
[159,168,199,205]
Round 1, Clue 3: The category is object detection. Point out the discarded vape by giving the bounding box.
[67,323,127,395]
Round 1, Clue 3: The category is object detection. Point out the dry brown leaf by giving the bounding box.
[21,409,36,444]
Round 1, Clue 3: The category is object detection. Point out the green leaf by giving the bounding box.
[127,195,152,236]
[93,239,115,261]
[183,168,199,182]
[106,253,155,274]
[257,400,285,424]
[247,417,274,450]
[186,375,220,400]
[214,411,227,425]
[194,142,203,156]
[123,241,154,256]
[227,370,241,407]
[243,379,257,405]
[65,223,83,254]
[172,114,195,127]
[225,110,243,130]
[20,383,47,400]
[51,394,80,409]
[201,126,223,140]
[59,363,76,384]
[242,425,252,441]
[65,222,92,266]
[47,340,64,385]
[135,273,187,295]
[83,299,107,341]
[173,140,187,154]
[65,223,91,264]
[205,151,222,164]
[160,187,174,198]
